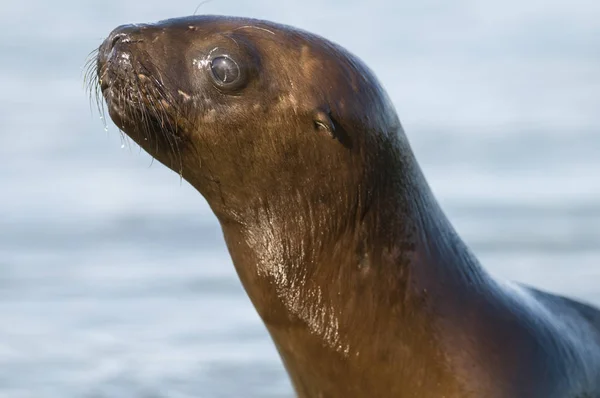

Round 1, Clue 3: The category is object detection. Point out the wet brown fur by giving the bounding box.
[91,15,600,398]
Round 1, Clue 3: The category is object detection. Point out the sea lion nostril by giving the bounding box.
[110,33,129,49]
[106,24,144,50]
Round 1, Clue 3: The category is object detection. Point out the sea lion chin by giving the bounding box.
[92,15,600,398]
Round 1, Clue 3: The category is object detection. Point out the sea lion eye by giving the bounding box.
[210,56,240,85]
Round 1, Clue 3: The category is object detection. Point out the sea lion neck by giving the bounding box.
[214,135,487,394]
[216,129,487,341]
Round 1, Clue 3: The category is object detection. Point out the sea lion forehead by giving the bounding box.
[149,15,337,55]
[148,15,355,86]
[151,15,297,37]
[132,15,342,63]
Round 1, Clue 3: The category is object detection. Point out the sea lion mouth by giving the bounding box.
[99,64,166,125]
[97,48,171,128]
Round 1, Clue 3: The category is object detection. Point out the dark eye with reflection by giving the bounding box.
[210,56,240,85]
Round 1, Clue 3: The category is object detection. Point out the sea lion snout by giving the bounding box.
[98,25,140,94]
[97,24,164,83]
[94,20,197,173]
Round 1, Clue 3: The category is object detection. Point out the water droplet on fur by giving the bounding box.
[121,144,125,149]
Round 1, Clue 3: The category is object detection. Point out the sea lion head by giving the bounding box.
[94,15,405,222]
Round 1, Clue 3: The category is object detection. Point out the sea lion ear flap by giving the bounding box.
[313,108,336,137]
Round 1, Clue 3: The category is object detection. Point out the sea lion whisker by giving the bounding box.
[131,77,163,145]
[85,51,108,125]
[84,71,96,113]
[192,0,214,16]
[145,92,175,155]
[83,61,98,98]
[112,89,130,146]
[233,25,276,36]
[95,82,108,128]
[139,80,183,165]
[82,50,99,78]
[83,56,102,114]
[145,80,185,174]
[139,60,195,144]
[84,47,100,60]
[91,77,103,116]
[131,74,156,147]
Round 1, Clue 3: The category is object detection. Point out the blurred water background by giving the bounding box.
[0,0,598,397]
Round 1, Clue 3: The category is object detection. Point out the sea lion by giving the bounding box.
[91,15,600,398]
